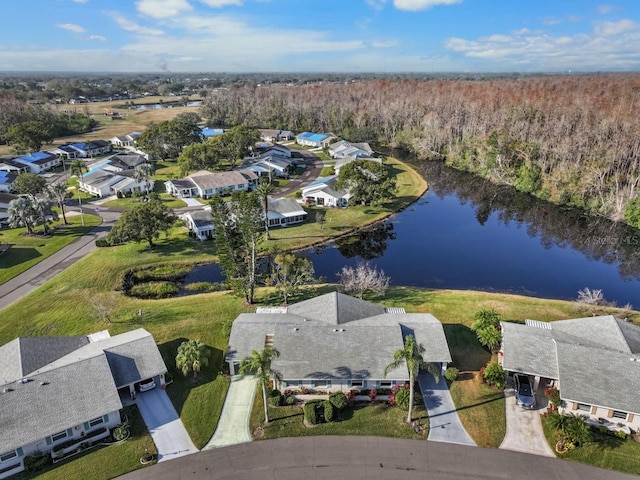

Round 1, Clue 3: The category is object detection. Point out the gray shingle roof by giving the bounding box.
[501,316,640,414]
[0,355,122,453]
[226,293,451,381]
[186,210,214,228]
[268,197,306,217]
[188,170,251,191]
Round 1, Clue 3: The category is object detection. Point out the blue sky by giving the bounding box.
[1,0,640,72]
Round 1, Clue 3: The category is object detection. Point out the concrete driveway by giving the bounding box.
[418,372,476,446]
[203,375,257,449]
[500,379,555,457]
[136,388,199,462]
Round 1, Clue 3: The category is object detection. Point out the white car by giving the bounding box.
[138,378,156,392]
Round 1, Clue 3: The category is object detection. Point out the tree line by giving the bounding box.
[201,74,640,227]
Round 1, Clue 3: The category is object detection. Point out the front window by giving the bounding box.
[88,416,104,427]
[577,403,591,412]
[612,410,628,420]
[315,380,327,387]
[380,381,392,387]
[0,451,17,463]
[51,430,68,442]
[351,380,363,388]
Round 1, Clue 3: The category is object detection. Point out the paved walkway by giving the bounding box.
[0,209,120,312]
[500,380,555,457]
[117,435,637,480]
[136,388,199,462]
[203,375,257,449]
[181,197,204,207]
[418,372,476,446]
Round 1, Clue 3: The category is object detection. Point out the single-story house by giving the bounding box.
[500,315,640,433]
[14,152,61,174]
[48,144,80,160]
[301,176,351,207]
[295,132,335,148]
[259,129,294,143]
[165,169,258,199]
[334,156,383,176]
[265,144,292,158]
[0,171,18,194]
[267,197,307,227]
[181,209,214,240]
[226,292,452,391]
[0,328,167,479]
[62,141,112,158]
[0,192,19,226]
[0,157,29,174]
[78,169,154,198]
[88,153,147,173]
[241,152,295,178]
[110,132,141,148]
[201,127,224,139]
[328,140,374,159]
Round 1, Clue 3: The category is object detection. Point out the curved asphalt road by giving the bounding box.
[118,436,637,480]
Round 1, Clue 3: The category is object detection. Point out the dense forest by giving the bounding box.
[201,74,640,225]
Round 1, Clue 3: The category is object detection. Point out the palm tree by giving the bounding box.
[239,348,280,423]
[7,197,36,234]
[33,198,58,235]
[175,339,211,379]
[46,182,70,225]
[133,163,154,195]
[255,179,275,239]
[70,159,87,227]
[384,334,439,424]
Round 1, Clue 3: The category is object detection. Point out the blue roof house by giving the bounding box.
[14,151,61,174]
[295,132,335,148]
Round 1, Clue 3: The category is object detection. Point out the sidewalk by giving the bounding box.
[203,375,257,449]
[418,372,477,446]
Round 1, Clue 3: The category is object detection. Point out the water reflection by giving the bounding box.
[335,222,396,260]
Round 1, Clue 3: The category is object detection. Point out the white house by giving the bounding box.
[110,132,141,148]
[0,172,18,193]
[226,292,452,389]
[0,158,29,174]
[14,152,61,174]
[301,176,351,207]
[0,328,167,479]
[295,132,335,148]
[165,169,258,199]
[181,210,214,241]
[0,192,19,225]
[88,154,147,173]
[500,316,640,434]
[78,169,154,198]
[259,129,294,143]
[267,197,307,227]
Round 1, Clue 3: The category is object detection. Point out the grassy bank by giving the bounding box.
[0,214,102,285]
[101,193,186,209]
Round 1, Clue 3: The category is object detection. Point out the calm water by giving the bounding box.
[186,160,640,307]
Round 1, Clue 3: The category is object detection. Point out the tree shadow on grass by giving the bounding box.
[157,338,222,416]
[0,246,41,268]
[443,324,490,371]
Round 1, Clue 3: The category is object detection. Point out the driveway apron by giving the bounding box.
[136,388,199,462]
[500,381,555,457]
[204,375,258,449]
[418,372,476,446]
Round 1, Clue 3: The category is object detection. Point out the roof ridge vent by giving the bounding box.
[3,387,13,393]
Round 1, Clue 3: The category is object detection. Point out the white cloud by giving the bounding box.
[366,0,387,10]
[72,0,89,3]
[594,19,638,36]
[543,17,561,26]
[56,23,86,34]
[393,0,461,12]
[136,0,192,19]
[370,40,400,48]
[88,35,107,41]
[106,12,165,36]
[597,4,613,14]
[445,21,640,71]
[199,0,243,7]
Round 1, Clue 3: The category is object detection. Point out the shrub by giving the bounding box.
[329,391,349,410]
[345,390,356,405]
[394,385,411,410]
[23,451,50,472]
[304,400,322,425]
[112,423,130,441]
[294,190,302,199]
[324,400,335,422]
[285,395,296,405]
[544,387,561,407]
[95,238,110,247]
[184,282,223,292]
[483,363,506,389]
[614,430,628,439]
[368,389,377,401]
[268,389,282,407]
[129,281,179,299]
[445,367,459,382]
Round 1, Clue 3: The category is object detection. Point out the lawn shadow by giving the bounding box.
[158,337,222,416]
[454,394,504,413]
[0,246,41,268]
[443,324,490,371]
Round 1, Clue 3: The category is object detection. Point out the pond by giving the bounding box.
[184,160,640,307]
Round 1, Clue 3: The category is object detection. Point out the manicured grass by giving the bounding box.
[65,177,95,201]
[449,374,506,447]
[0,214,102,285]
[271,178,291,189]
[320,166,335,177]
[250,385,427,440]
[15,405,156,480]
[152,161,181,183]
[541,415,640,476]
[266,157,428,251]
[101,193,186,209]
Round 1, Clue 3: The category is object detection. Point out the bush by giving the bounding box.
[184,281,223,292]
[483,363,507,389]
[329,391,349,410]
[268,389,282,407]
[324,400,335,422]
[544,387,561,407]
[445,367,459,382]
[112,423,130,441]
[129,281,179,299]
[285,395,296,405]
[95,238,110,247]
[304,400,322,425]
[23,451,50,472]
[394,385,411,410]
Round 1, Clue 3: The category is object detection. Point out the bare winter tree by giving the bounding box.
[338,262,390,299]
[88,293,118,326]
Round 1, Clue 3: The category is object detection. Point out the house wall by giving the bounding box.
[277,378,407,392]
[561,401,640,430]
[304,190,345,207]
[199,182,248,199]
[0,410,121,479]
[0,183,13,193]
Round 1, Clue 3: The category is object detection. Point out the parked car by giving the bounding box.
[138,377,156,392]
[514,374,535,409]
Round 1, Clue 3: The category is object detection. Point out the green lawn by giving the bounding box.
[15,405,156,480]
[541,415,640,476]
[250,385,427,441]
[65,177,95,201]
[0,214,102,285]
[101,193,187,209]
[320,166,335,177]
